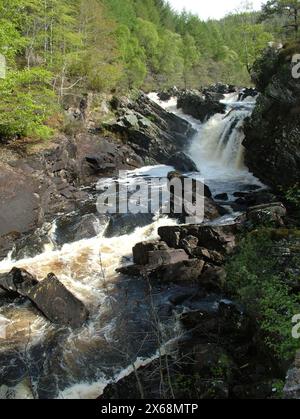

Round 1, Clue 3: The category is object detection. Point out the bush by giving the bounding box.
[226,230,300,361]
[0,68,57,140]
[285,183,300,210]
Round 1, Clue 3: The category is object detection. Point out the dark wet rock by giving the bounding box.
[148,248,190,268]
[180,299,252,342]
[107,93,195,166]
[104,213,154,238]
[167,171,212,198]
[132,240,170,265]
[11,226,54,261]
[0,268,39,296]
[167,151,198,173]
[246,203,287,227]
[0,163,40,237]
[148,258,205,283]
[54,213,109,246]
[234,190,278,208]
[177,91,226,122]
[198,266,227,292]
[215,193,229,201]
[0,129,143,247]
[203,83,237,95]
[167,171,223,222]
[0,269,88,328]
[238,87,257,101]
[26,273,89,328]
[244,44,300,188]
[158,224,238,254]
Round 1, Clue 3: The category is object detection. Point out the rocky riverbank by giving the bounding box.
[243,43,300,189]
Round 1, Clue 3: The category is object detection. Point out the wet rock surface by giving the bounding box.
[0,268,89,328]
[177,90,226,122]
[244,44,300,188]
[107,93,195,166]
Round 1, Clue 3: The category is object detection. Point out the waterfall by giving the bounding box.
[150,93,262,198]
[190,100,254,171]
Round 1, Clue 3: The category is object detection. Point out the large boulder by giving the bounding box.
[26,273,89,328]
[0,268,88,328]
[166,171,223,223]
[107,93,195,166]
[177,91,226,122]
[167,152,199,173]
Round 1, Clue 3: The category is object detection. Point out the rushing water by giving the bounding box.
[0,92,263,399]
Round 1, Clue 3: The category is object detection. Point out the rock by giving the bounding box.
[148,258,205,283]
[215,193,229,201]
[203,83,237,95]
[167,171,222,223]
[0,268,88,328]
[107,93,195,166]
[0,268,38,296]
[132,240,189,268]
[198,266,226,292]
[243,44,300,188]
[167,171,212,198]
[180,299,251,340]
[179,235,199,256]
[193,248,225,266]
[177,91,226,122]
[132,240,169,265]
[238,88,257,101]
[26,273,89,328]
[54,213,109,246]
[104,213,155,238]
[158,224,238,254]
[246,203,287,227]
[234,191,278,208]
[167,152,199,172]
[284,351,300,399]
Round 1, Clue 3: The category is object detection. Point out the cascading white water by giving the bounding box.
[149,93,263,199]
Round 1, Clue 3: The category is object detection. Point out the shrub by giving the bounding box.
[226,230,300,361]
[0,68,57,140]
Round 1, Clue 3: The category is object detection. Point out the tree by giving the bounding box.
[0,68,56,140]
[259,0,300,37]
[181,34,200,89]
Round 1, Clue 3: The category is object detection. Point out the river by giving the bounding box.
[0,92,263,399]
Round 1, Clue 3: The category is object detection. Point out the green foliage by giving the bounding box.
[226,231,300,361]
[0,0,279,140]
[0,69,56,140]
[259,0,300,38]
[285,183,300,209]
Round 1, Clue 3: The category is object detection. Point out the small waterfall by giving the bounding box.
[191,100,255,171]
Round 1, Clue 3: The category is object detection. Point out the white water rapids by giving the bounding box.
[0,92,263,399]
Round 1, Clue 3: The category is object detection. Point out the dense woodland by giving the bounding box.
[0,0,297,140]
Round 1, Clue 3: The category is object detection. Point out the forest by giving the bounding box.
[0,0,296,141]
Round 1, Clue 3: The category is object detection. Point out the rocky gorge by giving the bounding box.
[0,43,299,399]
